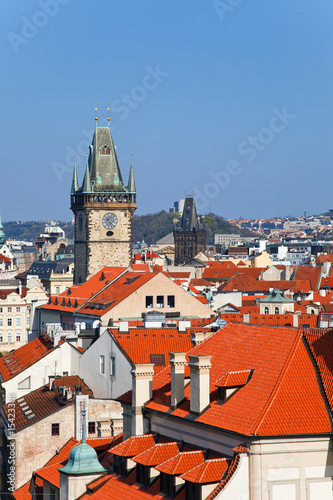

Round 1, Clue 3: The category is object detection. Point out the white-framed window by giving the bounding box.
[16,333,21,342]
[100,355,105,374]
[0,319,3,327]
[16,317,21,327]
[274,307,279,315]
[16,307,20,313]
[55,287,60,294]
[7,318,12,326]
[7,332,12,342]
[264,306,269,315]
[0,307,3,313]
[7,307,12,313]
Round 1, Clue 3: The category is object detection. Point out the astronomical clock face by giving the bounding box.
[102,212,118,230]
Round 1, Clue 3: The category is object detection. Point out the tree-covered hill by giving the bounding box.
[3,212,253,246]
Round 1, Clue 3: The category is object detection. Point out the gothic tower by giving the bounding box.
[71,126,136,284]
[173,196,206,265]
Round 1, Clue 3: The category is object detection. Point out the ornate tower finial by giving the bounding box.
[95,107,98,127]
[107,107,110,127]
[71,155,79,194]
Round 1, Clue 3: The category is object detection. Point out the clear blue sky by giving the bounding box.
[1,1,333,221]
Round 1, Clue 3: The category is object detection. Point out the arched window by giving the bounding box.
[264,306,269,315]
[274,307,279,315]
[99,145,111,155]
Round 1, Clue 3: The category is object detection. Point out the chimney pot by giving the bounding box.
[169,352,187,409]
[188,355,211,415]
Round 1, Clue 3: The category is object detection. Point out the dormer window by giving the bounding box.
[99,145,111,155]
[215,369,253,403]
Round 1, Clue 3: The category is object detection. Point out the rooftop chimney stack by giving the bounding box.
[191,332,205,348]
[188,355,212,415]
[130,363,155,437]
[169,352,187,409]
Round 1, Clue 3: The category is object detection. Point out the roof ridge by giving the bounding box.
[252,330,302,434]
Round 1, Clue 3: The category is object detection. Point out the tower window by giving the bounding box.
[100,145,111,155]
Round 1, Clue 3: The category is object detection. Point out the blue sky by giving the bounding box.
[1,1,333,221]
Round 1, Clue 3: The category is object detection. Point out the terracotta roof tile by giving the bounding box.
[111,434,156,457]
[109,329,192,374]
[155,451,205,475]
[3,377,92,432]
[215,369,253,388]
[12,481,32,500]
[133,442,180,466]
[0,336,54,382]
[180,458,229,483]
[145,323,332,436]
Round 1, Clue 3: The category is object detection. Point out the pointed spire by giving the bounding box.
[82,158,92,193]
[82,408,86,443]
[71,157,79,194]
[127,155,136,193]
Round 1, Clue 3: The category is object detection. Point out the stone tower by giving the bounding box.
[173,196,206,265]
[71,126,136,284]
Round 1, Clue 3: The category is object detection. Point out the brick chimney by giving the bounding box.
[169,352,186,409]
[188,355,212,415]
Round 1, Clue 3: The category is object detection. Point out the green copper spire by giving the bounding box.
[71,158,79,194]
[127,158,136,193]
[59,409,107,476]
[82,159,92,193]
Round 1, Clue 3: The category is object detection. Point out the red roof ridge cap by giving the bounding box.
[252,330,303,434]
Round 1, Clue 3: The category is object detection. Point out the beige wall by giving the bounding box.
[97,273,212,324]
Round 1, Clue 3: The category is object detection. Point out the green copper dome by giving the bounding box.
[59,409,106,476]
[59,441,107,476]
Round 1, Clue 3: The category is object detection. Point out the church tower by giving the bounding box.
[174,196,206,265]
[71,125,136,284]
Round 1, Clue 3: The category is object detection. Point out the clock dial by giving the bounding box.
[102,213,118,229]
[78,214,83,231]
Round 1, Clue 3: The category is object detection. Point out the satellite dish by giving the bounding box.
[217,318,227,328]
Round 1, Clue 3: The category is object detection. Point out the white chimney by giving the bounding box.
[169,352,186,409]
[188,355,212,415]
[191,332,205,348]
[131,363,155,436]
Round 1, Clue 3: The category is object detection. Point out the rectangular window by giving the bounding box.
[16,334,21,342]
[16,318,21,327]
[7,332,12,342]
[7,307,12,313]
[0,307,3,313]
[51,423,60,436]
[88,421,96,434]
[0,318,3,327]
[110,355,116,376]
[56,287,60,294]
[0,336,3,342]
[16,307,20,313]
[146,296,153,308]
[167,295,175,308]
[7,318,12,327]
[100,355,105,374]
[156,296,164,308]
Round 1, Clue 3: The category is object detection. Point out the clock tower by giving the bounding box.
[71,126,136,284]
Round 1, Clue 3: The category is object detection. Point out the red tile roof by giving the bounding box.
[3,377,92,432]
[145,323,332,436]
[111,434,155,457]
[79,470,166,500]
[77,272,157,317]
[294,266,322,290]
[133,442,180,466]
[203,267,264,282]
[109,329,193,374]
[155,451,205,475]
[0,335,54,382]
[12,481,31,500]
[180,458,229,483]
[42,267,126,313]
[218,275,312,293]
[215,369,252,388]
